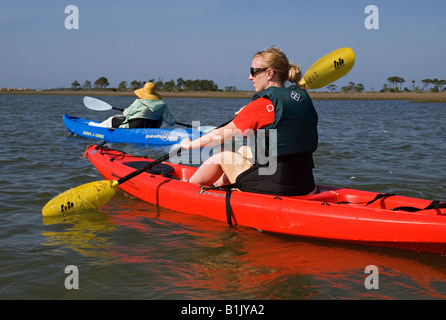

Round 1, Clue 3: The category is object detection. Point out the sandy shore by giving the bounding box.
[2,89,446,103]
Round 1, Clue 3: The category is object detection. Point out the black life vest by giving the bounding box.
[235,86,318,196]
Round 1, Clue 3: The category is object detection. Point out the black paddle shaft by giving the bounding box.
[117,149,181,185]
[115,118,232,185]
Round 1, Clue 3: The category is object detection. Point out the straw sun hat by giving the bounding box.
[134,82,162,100]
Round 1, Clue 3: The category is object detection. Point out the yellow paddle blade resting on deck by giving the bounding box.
[299,47,355,90]
[42,180,119,217]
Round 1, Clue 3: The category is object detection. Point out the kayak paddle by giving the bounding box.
[42,146,179,217]
[83,96,124,112]
[42,47,355,217]
[298,47,355,90]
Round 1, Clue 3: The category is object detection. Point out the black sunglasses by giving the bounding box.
[250,67,268,77]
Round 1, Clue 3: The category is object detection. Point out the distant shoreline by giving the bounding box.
[1,89,446,103]
[310,91,446,103]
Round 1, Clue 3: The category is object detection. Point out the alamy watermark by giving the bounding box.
[168,122,278,176]
[64,265,79,289]
[364,265,379,290]
[364,5,379,30]
[64,5,79,30]
[65,5,379,31]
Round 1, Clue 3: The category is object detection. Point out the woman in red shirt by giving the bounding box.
[180,46,318,195]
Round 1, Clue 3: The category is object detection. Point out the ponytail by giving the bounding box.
[288,63,302,87]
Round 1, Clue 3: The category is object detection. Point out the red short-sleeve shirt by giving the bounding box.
[233,97,275,136]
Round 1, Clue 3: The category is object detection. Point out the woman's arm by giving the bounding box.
[180,121,239,150]
[180,97,274,150]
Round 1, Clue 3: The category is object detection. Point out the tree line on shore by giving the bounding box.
[70,77,238,92]
[70,75,445,94]
[326,76,446,93]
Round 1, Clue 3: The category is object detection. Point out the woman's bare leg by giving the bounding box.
[188,153,224,185]
[188,150,253,186]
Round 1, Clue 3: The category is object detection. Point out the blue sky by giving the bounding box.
[1,0,445,91]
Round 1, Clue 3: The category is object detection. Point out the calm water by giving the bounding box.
[1,94,446,301]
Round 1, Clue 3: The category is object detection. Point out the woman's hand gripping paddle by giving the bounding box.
[42,47,355,217]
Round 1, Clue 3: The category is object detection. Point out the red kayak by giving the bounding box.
[86,145,446,255]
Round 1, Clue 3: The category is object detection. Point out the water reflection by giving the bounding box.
[42,190,446,299]
[42,211,117,263]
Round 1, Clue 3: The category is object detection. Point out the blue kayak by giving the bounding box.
[63,115,202,145]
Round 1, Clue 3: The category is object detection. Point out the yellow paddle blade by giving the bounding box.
[299,47,355,89]
[42,180,119,217]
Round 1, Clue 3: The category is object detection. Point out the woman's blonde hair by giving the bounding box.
[254,46,302,87]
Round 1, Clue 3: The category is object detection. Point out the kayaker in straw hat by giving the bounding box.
[180,46,318,196]
[99,82,176,128]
